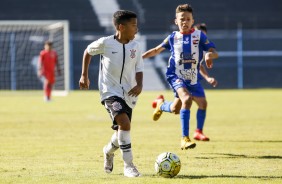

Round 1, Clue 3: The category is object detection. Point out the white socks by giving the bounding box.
[104,130,133,166]
[104,132,119,154]
[118,130,133,166]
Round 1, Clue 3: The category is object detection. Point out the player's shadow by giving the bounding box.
[212,140,282,143]
[229,140,282,143]
[195,153,282,160]
[176,175,282,179]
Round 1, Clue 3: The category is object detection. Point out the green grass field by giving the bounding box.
[0,90,281,184]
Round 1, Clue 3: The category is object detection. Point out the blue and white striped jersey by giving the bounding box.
[161,29,215,85]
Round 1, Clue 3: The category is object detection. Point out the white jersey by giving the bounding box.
[87,35,144,108]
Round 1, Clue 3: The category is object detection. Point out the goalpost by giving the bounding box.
[0,21,70,95]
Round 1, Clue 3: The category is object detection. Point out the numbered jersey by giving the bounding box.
[161,29,215,85]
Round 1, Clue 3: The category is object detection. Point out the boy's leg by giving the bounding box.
[43,80,52,101]
[102,96,140,177]
[103,131,119,173]
[46,83,52,100]
[152,95,181,121]
[177,87,196,149]
[115,113,141,177]
[195,108,209,141]
[191,84,210,141]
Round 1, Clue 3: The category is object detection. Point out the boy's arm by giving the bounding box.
[142,44,165,59]
[79,49,92,89]
[199,64,209,79]
[38,53,43,77]
[37,61,42,77]
[128,72,143,97]
[200,64,218,87]
[205,48,218,68]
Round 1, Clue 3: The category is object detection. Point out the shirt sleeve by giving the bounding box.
[87,37,105,56]
[200,32,216,51]
[161,35,171,50]
[135,44,144,73]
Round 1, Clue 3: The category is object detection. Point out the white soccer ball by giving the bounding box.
[155,152,181,178]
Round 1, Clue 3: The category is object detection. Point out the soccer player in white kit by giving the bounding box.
[79,10,143,177]
[142,4,218,150]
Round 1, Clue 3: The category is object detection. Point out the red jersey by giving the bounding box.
[39,50,58,83]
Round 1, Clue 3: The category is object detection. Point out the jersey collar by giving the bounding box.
[180,28,195,35]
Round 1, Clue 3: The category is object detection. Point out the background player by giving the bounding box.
[38,41,61,101]
[79,10,143,177]
[142,4,218,149]
[152,23,218,141]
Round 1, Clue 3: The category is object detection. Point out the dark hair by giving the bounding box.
[176,4,193,15]
[44,41,53,46]
[194,23,207,33]
[113,10,137,27]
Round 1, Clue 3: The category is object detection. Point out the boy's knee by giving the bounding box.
[171,107,181,114]
[199,100,208,109]
[118,122,131,131]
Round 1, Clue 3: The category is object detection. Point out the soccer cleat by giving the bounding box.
[152,95,164,108]
[124,163,141,177]
[181,136,196,150]
[194,129,210,141]
[152,96,164,121]
[44,96,51,102]
[152,101,164,121]
[103,146,114,173]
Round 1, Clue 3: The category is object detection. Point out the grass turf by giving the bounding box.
[0,90,281,184]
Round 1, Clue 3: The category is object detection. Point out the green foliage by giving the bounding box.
[0,90,281,184]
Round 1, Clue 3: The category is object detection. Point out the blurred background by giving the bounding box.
[0,0,282,91]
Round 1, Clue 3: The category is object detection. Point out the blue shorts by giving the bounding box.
[167,75,205,98]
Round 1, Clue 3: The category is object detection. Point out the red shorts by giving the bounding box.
[43,73,55,84]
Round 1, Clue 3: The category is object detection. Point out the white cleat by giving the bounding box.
[124,163,141,177]
[103,146,114,173]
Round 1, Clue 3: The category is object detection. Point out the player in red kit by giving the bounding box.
[38,41,61,101]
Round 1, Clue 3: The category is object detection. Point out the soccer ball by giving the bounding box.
[155,152,181,178]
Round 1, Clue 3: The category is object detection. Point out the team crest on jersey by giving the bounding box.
[205,39,210,44]
[130,49,136,58]
[183,37,189,44]
[112,101,122,111]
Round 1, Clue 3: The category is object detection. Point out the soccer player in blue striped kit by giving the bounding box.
[152,23,218,142]
[142,4,218,150]
[79,10,143,177]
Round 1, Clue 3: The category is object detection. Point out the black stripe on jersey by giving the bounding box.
[119,44,126,84]
[100,55,103,71]
[120,44,126,97]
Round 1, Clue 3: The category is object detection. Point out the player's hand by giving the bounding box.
[128,85,142,97]
[206,77,218,87]
[79,75,90,90]
[205,52,213,68]
[37,70,42,77]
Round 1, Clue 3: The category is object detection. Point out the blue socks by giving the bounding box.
[160,102,172,112]
[197,109,206,130]
[180,109,190,137]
